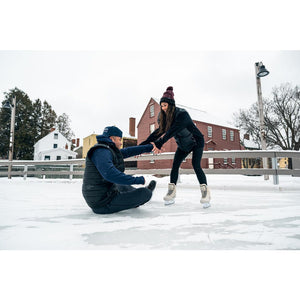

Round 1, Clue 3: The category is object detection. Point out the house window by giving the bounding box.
[224,158,228,164]
[222,129,226,140]
[44,156,50,160]
[53,144,58,148]
[54,133,58,139]
[208,126,212,138]
[230,130,234,141]
[150,123,155,133]
[232,157,236,164]
[150,104,155,117]
[68,156,73,159]
[56,156,61,160]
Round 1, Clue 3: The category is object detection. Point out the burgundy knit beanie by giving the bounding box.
[160,86,175,106]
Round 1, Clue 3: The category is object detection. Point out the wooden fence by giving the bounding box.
[0,150,299,185]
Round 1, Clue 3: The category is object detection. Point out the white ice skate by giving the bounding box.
[163,183,176,205]
[200,184,211,209]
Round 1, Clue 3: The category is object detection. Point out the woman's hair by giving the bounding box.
[158,104,176,135]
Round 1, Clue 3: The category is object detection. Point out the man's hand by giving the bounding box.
[151,142,163,154]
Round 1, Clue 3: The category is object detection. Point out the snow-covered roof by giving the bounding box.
[243,138,260,149]
[34,129,69,146]
[152,98,238,130]
[123,131,137,139]
[178,103,238,129]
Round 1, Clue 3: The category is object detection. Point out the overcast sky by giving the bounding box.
[1,50,300,140]
[1,1,300,142]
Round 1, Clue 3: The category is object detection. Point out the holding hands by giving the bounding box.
[151,142,164,154]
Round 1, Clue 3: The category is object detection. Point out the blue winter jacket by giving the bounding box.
[90,135,153,185]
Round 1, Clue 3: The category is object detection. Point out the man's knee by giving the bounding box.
[139,188,152,204]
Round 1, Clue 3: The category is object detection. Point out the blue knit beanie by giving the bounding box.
[103,126,123,138]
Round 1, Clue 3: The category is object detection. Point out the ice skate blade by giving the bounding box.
[202,203,211,209]
[164,199,175,206]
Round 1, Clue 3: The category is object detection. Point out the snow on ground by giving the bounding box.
[0,174,300,250]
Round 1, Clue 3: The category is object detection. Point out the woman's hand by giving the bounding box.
[151,142,163,154]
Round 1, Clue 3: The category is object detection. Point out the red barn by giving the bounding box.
[137,98,242,170]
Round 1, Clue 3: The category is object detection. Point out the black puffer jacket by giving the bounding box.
[82,142,124,209]
[140,107,204,152]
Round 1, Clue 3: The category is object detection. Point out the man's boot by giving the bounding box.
[200,184,211,208]
[147,180,157,191]
[163,183,176,205]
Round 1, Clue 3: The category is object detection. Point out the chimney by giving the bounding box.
[72,139,75,145]
[50,128,55,132]
[129,117,136,137]
[76,138,80,147]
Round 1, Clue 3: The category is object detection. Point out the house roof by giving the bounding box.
[243,139,260,149]
[138,98,238,130]
[137,98,157,128]
[123,131,137,139]
[175,103,239,130]
[34,129,69,147]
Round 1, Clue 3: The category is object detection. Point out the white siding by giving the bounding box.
[34,129,76,160]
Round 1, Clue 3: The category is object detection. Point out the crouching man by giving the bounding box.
[82,126,156,214]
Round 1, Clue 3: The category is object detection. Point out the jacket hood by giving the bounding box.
[96,135,114,145]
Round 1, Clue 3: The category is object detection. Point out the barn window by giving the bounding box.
[150,104,155,117]
[150,123,155,133]
[230,130,234,141]
[222,129,226,140]
[208,126,212,138]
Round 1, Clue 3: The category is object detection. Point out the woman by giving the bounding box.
[140,86,211,208]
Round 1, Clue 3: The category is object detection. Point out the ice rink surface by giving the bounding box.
[1,174,300,250]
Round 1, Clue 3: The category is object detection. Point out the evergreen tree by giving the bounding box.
[39,100,57,139]
[0,88,35,159]
[0,87,75,160]
[0,100,11,159]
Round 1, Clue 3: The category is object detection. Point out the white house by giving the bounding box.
[34,129,77,161]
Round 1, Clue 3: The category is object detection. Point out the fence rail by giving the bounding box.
[0,150,299,184]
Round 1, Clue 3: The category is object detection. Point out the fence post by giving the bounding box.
[23,165,28,180]
[272,153,279,185]
[69,164,73,180]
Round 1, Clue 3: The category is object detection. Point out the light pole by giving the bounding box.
[255,62,270,180]
[3,96,16,179]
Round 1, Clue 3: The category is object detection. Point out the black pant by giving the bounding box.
[170,146,207,185]
[92,185,152,214]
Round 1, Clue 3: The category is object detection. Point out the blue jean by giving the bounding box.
[92,185,152,214]
[170,146,207,185]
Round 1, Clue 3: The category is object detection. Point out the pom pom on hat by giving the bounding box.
[160,86,175,106]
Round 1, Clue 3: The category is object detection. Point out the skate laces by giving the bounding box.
[167,189,174,195]
[201,185,207,198]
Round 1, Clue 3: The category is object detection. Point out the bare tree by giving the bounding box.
[56,113,75,142]
[234,83,300,167]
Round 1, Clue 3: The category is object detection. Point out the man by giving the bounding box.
[82,126,156,214]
